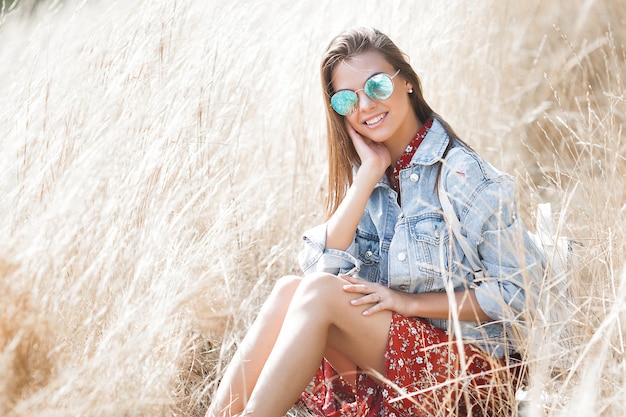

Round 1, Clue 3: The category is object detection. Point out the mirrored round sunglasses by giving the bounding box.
[330,69,400,116]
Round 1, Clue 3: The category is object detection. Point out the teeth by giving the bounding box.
[365,114,385,125]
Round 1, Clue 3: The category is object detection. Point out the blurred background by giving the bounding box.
[0,0,624,416]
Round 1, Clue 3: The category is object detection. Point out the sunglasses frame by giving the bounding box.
[330,69,401,116]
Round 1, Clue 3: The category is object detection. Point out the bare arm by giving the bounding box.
[342,275,493,322]
[325,123,391,250]
[407,289,493,322]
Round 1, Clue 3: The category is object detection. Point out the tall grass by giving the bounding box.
[0,0,624,416]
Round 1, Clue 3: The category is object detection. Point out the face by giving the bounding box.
[331,50,417,146]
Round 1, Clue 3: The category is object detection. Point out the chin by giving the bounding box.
[364,128,392,143]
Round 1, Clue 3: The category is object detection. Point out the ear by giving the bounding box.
[405,80,413,94]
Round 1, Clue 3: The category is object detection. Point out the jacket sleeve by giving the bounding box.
[469,182,543,325]
[444,151,543,326]
[297,222,362,275]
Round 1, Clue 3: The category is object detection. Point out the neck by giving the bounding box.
[387,117,422,165]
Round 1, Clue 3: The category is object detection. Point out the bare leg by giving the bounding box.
[324,345,357,386]
[242,272,393,417]
[206,275,302,417]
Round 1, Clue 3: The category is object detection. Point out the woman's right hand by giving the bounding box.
[345,121,391,177]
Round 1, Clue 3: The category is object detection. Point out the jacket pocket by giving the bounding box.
[355,228,381,283]
[408,214,459,282]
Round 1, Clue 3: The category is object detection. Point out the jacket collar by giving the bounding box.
[409,118,450,166]
[373,118,451,188]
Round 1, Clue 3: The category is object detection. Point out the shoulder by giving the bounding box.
[442,145,517,218]
[445,145,506,177]
[444,146,513,189]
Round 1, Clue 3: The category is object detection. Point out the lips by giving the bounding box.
[364,112,387,126]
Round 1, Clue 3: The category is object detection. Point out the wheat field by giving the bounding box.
[0,0,624,416]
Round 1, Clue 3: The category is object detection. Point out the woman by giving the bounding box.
[208,27,543,417]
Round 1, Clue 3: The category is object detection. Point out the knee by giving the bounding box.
[294,272,342,304]
[271,275,302,301]
[272,273,342,310]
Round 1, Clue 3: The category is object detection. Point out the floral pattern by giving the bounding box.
[388,119,433,194]
[299,313,515,417]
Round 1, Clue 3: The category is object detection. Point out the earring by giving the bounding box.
[408,88,414,94]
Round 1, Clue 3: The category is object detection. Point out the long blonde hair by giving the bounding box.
[320,27,454,218]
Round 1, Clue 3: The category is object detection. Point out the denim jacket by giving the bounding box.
[298,119,543,357]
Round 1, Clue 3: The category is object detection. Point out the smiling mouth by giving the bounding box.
[364,113,386,126]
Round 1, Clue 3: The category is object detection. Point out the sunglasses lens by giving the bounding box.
[364,73,394,101]
[330,72,396,115]
[331,90,358,116]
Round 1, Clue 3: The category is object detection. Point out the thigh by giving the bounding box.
[236,275,302,364]
[323,345,357,385]
[295,273,393,377]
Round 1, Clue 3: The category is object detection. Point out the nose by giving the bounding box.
[356,90,376,112]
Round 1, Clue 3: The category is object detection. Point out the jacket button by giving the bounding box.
[364,250,373,259]
[399,284,409,291]
[397,252,406,261]
[410,173,419,182]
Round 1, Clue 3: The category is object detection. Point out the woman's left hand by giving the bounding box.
[340,274,409,316]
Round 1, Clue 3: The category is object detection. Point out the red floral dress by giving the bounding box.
[299,313,515,417]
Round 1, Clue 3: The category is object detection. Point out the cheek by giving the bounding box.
[389,93,412,116]
[345,115,362,131]
[348,117,372,138]
[389,90,408,106]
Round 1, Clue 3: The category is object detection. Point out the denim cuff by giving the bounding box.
[298,223,360,275]
[473,279,522,326]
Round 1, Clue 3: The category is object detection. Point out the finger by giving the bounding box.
[342,284,370,294]
[341,275,377,289]
[344,119,358,136]
[339,273,359,282]
[350,291,381,306]
[345,120,368,147]
[343,284,373,296]
[362,300,384,316]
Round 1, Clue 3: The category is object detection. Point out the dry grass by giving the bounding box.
[0,0,624,416]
